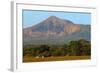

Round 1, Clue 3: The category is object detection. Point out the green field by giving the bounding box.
[23,56,91,62]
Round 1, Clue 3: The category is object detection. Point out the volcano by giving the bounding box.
[23,16,90,45]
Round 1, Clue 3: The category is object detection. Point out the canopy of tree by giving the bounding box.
[23,39,91,57]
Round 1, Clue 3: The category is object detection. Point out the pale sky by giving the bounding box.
[23,10,91,28]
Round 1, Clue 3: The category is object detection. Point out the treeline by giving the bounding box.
[23,39,91,57]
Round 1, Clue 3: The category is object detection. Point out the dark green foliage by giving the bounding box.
[23,39,91,57]
[67,41,81,56]
[67,39,91,56]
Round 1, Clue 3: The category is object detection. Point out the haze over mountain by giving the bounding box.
[23,16,90,45]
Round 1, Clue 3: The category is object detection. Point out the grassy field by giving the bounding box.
[23,56,91,63]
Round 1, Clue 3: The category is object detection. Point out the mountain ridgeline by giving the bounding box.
[23,16,90,45]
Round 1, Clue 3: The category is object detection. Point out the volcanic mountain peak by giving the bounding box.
[23,16,90,45]
[47,16,59,19]
[24,16,81,37]
[46,16,63,21]
[43,16,74,26]
[47,16,73,22]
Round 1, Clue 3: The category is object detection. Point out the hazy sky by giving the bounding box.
[23,10,91,28]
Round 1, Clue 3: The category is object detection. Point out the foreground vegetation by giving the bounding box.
[23,39,91,62]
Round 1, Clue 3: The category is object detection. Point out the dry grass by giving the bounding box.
[23,56,91,63]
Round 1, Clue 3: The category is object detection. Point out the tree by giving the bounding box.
[78,39,91,55]
[67,41,81,56]
[67,39,91,56]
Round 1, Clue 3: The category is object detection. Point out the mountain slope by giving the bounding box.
[23,16,90,45]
